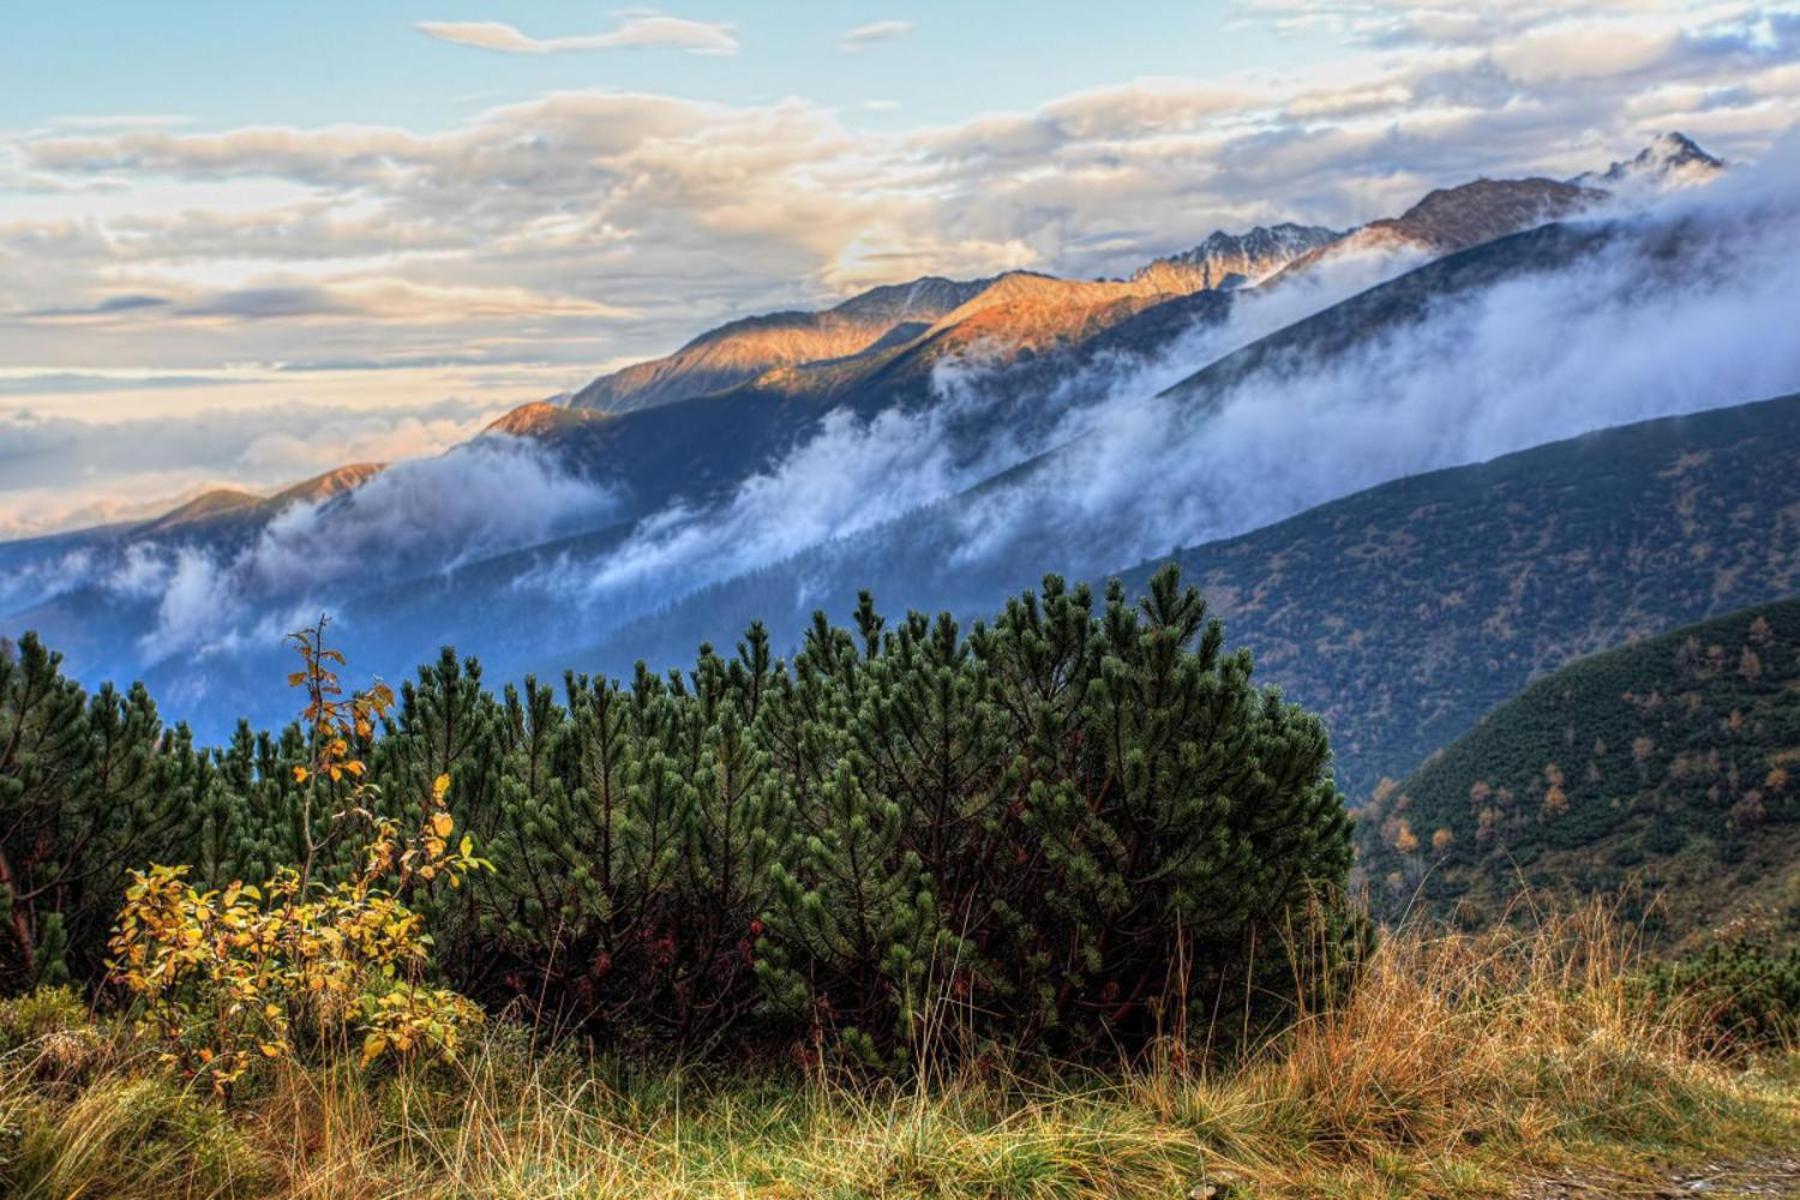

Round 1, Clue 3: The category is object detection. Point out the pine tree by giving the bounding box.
[0,634,202,988]
[5,564,1361,1069]
[754,568,1357,1061]
[757,611,945,1065]
[666,637,784,1049]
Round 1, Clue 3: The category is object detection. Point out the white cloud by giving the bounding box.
[4,0,1799,500]
[839,19,916,52]
[0,397,504,538]
[416,15,739,56]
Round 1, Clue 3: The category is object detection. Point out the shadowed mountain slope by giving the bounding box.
[571,392,1800,802]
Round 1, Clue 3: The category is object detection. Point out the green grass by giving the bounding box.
[4,905,1797,1199]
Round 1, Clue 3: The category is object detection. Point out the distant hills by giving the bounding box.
[1129,222,1342,293]
[567,276,992,415]
[5,136,1670,565]
[1360,592,1800,949]
[1273,176,1602,280]
[565,224,1342,419]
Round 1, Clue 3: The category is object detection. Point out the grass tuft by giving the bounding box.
[3,903,1796,1199]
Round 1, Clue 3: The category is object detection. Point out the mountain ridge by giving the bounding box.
[24,135,1706,549]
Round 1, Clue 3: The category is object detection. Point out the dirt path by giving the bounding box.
[1522,1156,1800,1198]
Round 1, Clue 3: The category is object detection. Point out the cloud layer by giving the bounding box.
[0,397,502,538]
[525,135,1800,648]
[415,15,739,56]
[5,2,1800,537]
[9,132,1799,742]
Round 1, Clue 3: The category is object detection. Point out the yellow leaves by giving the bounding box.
[110,811,485,1084]
[105,621,486,1087]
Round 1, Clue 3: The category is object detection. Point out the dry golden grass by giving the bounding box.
[3,904,1796,1199]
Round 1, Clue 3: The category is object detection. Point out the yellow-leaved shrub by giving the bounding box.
[106,620,489,1096]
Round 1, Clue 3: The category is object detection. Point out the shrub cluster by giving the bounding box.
[1641,938,1800,1054]
[2,568,1360,1066]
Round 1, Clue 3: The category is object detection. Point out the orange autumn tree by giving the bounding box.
[107,619,489,1096]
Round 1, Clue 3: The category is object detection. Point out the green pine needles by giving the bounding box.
[1,567,1363,1069]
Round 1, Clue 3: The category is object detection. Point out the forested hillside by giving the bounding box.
[1119,392,1800,797]
[1361,596,1800,946]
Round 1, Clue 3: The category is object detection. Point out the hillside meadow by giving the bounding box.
[3,906,1797,1199]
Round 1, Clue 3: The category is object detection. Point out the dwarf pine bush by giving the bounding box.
[7,567,1363,1068]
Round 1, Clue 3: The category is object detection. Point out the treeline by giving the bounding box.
[1,568,1361,1066]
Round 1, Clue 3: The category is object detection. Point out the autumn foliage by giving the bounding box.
[107,624,489,1094]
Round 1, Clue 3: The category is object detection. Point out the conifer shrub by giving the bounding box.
[1641,939,1800,1054]
[4,567,1364,1069]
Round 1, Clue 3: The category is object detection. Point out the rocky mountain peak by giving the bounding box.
[1132,222,1342,292]
[1579,131,1724,189]
[268,463,386,508]
[485,400,609,439]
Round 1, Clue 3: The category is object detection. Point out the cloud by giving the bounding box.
[540,225,1412,613]
[129,438,620,664]
[0,397,505,538]
[506,137,1800,675]
[6,0,1800,445]
[936,140,1800,582]
[839,20,915,52]
[416,15,739,56]
[171,280,634,324]
[15,132,1800,739]
[0,371,227,395]
[19,294,172,320]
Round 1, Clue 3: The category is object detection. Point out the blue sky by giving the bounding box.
[3,1,1799,536]
[3,3,1334,134]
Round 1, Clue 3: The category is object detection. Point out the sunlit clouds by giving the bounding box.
[415,15,740,56]
[3,2,1800,532]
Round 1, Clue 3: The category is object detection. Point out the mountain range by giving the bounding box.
[3,131,1788,830]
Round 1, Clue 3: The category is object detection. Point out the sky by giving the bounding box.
[3,0,1800,536]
